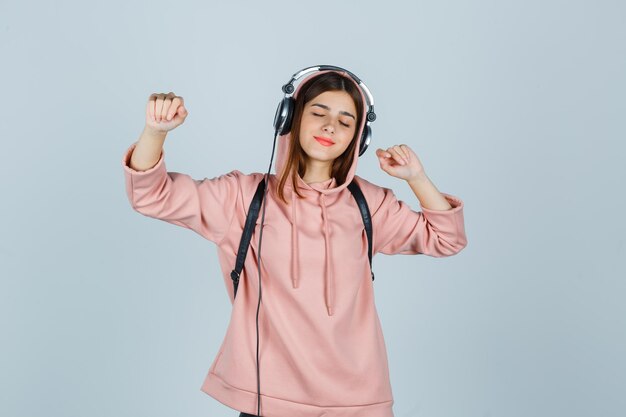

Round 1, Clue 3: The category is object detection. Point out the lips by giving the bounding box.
[314,136,335,146]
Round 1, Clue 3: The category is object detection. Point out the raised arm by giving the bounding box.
[121,92,241,245]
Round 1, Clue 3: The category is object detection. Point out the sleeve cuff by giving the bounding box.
[121,141,165,176]
[421,192,464,215]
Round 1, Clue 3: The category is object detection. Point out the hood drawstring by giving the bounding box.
[320,193,334,316]
[291,189,300,290]
[289,184,335,317]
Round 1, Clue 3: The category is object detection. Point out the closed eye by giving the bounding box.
[312,112,351,128]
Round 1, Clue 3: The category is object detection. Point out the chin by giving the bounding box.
[307,153,336,164]
[301,143,330,159]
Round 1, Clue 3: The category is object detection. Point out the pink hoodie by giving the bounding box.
[122,70,467,417]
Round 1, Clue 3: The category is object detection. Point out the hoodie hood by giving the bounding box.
[273,69,369,317]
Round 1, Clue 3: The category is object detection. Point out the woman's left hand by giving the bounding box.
[375,144,426,181]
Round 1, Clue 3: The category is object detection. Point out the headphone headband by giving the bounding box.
[281,65,376,121]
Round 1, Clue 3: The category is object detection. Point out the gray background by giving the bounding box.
[1,0,625,416]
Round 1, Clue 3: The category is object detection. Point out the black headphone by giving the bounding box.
[272,64,377,156]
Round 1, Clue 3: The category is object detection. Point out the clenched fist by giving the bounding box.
[145,92,189,133]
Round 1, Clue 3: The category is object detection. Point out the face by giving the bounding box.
[298,90,358,166]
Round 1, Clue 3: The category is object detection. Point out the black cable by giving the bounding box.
[253,127,280,417]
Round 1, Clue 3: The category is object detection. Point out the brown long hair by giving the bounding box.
[276,72,364,205]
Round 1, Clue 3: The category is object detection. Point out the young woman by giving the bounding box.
[122,67,468,417]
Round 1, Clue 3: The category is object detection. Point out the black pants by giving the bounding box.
[239,413,261,417]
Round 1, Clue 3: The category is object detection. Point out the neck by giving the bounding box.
[302,159,332,184]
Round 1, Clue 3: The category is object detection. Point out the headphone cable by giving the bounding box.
[253,127,280,417]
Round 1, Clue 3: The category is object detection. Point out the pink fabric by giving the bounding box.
[121,70,467,417]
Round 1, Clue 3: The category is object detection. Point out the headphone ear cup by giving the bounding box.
[273,97,295,135]
[358,124,372,157]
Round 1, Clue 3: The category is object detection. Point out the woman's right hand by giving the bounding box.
[145,92,189,133]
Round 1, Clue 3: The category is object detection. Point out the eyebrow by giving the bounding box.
[311,103,356,120]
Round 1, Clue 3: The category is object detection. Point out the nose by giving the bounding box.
[322,122,335,134]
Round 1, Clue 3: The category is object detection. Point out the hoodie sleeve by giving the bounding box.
[121,141,240,245]
[371,186,467,257]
